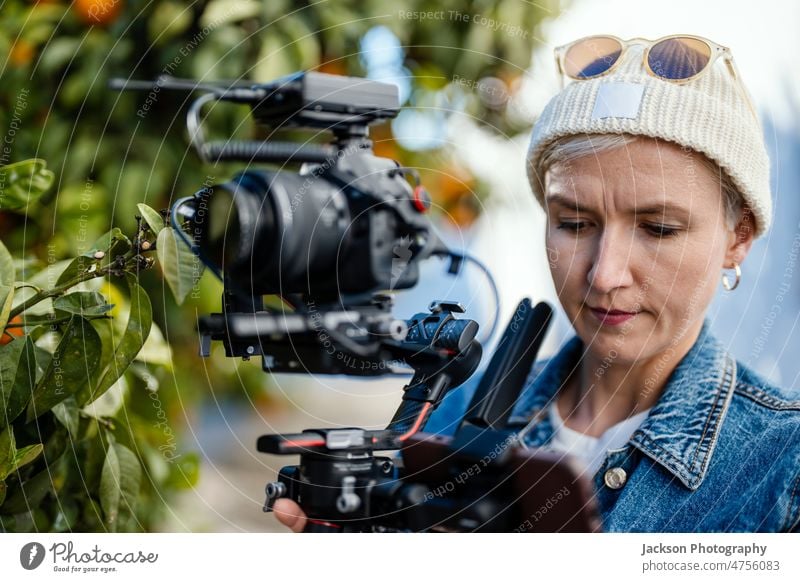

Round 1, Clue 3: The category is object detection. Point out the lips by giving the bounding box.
[588,307,639,327]
[590,307,638,315]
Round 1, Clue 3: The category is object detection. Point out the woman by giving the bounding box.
[507,35,799,532]
[275,35,800,532]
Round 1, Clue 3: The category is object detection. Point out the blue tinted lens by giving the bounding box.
[564,37,622,79]
[576,50,622,78]
[647,38,711,80]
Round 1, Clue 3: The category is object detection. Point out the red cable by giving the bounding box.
[397,402,432,442]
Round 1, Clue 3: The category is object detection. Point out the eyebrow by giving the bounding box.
[545,194,691,218]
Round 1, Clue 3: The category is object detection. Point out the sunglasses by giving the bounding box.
[554,34,757,118]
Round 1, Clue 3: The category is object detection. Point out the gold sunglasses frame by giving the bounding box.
[553,34,757,118]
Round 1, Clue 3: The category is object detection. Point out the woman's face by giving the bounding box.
[544,137,753,364]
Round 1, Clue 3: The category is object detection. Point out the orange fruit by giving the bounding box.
[1,315,25,345]
[445,194,479,229]
[434,164,475,206]
[9,40,35,67]
[73,0,123,26]
[316,58,347,76]
[371,124,400,161]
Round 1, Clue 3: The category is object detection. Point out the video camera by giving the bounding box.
[111,72,599,532]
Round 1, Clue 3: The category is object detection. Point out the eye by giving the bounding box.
[556,221,589,232]
[642,223,680,238]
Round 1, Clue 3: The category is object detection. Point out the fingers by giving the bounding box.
[272,499,307,533]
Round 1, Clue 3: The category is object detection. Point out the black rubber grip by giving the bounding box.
[203,140,336,163]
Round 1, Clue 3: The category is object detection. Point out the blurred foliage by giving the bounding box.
[1,164,198,532]
[0,0,551,530]
[1,0,548,239]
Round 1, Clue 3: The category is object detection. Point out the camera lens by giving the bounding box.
[196,169,350,296]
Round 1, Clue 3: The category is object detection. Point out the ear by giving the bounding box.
[724,206,755,268]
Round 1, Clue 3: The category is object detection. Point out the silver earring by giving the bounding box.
[722,262,741,291]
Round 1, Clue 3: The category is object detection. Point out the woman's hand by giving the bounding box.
[272,498,307,533]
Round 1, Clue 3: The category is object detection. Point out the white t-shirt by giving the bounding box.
[547,401,651,477]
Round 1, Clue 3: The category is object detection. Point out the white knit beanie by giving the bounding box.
[527,42,772,238]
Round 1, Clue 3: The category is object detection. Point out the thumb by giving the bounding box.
[272,499,307,533]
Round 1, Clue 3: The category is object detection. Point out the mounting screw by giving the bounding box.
[429,300,465,314]
[266,482,287,500]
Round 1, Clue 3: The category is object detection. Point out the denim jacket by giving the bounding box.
[507,318,800,532]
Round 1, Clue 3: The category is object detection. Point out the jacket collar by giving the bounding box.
[515,318,737,490]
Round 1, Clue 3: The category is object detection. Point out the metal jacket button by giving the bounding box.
[604,467,627,489]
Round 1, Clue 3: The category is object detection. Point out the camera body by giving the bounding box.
[178,70,439,300]
[197,151,426,299]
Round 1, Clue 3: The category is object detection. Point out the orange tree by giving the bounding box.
[1,159,203,531]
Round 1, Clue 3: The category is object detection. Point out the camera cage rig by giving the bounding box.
[112,71,500,375]
[110,72,598,532]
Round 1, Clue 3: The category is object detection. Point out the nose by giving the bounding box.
[587,227,634,293]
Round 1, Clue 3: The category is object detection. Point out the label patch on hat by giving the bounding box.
[592,82,645,120]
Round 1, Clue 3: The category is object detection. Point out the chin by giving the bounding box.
[585,342,646,365]
[575,314,648,355]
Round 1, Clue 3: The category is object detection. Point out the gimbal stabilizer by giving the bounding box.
[261,300,600,532]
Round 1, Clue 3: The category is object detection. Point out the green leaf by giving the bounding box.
[82,431,107,493]
[166,452,200,490]
[0,508,50,532]
[100,441,141,532]
[201,0,261,27]
[136,203,165,235]
[89,316,115,385]
[0,240,14,335]
[26,317,102,421]
[156,227,202,305]
[100,444,122,531]
[13,444,43,471]
[82,375,126,419]
[135,320,172,367]
[33,346,51,385]
[282,16,321,71]
[0,336,36,430]
[0,427,14,480]
[101,228,133,261]
[39,36,82,73]
[11,259,72,317]
[253,30,295,82]
[56,228,132,287]
[53,291,114,317]
[0,428,39,486]
[86,276,151,405]
[148,1,193,46]
[99,444,119,530]
[0,470,52,515]
[41,423,67,467]
[54,255,94,290]
[0,159,55,211]
[51,396,80,438]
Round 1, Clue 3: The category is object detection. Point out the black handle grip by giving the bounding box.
[203,140,336,163]
[461,300,553,430]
